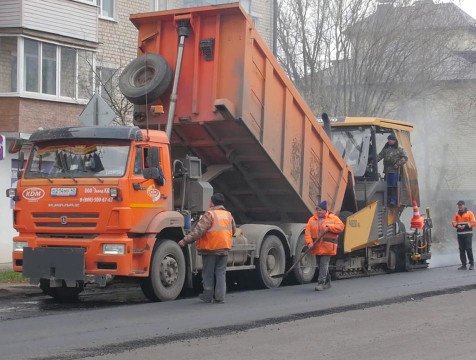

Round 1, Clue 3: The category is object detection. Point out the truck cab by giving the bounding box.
[10,126,186,301]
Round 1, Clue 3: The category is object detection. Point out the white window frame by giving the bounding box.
[97,0,115,21]
[0,35,95,104]
[71,0,115,20]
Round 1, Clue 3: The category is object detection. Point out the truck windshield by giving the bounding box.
[331,128,371,177]
[24,141,130,179]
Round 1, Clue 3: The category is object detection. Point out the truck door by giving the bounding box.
[130,145,169,228]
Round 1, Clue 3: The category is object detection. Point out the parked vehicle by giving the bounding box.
[8,4,430,301]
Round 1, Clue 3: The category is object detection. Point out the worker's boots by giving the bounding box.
[469,264,474,270]
[323,279,332,289]
[315,281,325,291]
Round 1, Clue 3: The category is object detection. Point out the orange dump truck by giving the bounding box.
[8,3,430,301]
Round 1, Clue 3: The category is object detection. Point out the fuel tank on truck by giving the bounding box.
[128,3,353,224]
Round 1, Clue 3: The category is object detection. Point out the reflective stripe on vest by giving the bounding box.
[196,210,233,251]
[323,237,338,244]
[309,221,340,239]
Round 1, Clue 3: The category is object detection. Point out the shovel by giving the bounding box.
[271,232,327,279]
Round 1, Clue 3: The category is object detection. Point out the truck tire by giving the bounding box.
[141,239,186,302]
[119,53,172,105]
[40,279,83,302]
[256,235,286,289]
[292,234,316,284]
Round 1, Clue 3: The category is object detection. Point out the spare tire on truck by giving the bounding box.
[119,53,172,105]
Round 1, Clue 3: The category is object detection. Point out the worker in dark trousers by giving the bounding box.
[376,133,408,206]
[452,200,476,270]
[304,201,345,291]
[179,193,236,303]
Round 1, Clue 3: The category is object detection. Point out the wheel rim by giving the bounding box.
[159,255,179,287]
[298,246,313,275]
[133,66,156,87]
[265,247,282,276]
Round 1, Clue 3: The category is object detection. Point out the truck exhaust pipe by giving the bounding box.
[165,20,190,140]
[322,112,332,140]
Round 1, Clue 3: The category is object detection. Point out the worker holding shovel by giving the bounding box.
[305,201,345,291]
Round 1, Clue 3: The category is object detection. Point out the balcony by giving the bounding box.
[0,0,98,43]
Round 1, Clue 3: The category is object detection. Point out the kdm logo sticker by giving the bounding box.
[147,185,161,202]
[22,187,45,201]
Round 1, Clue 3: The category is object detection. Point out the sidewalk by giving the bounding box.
[0,262,13,271]
[0,262,42,298]
[0,283,41,299]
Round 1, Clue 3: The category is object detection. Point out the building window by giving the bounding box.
[0,37,18,92]
[42,43,57,95]
[98,0,114,19]
[61,47,76,98]
[96,66,115,96]
[24,39,39,92]
[1,36,94,101]
[73,0,114,19]
[78,49,94,99]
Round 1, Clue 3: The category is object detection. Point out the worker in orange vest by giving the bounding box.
[452,200,476,270]
[179,193,236,303]
[305,200,345,291]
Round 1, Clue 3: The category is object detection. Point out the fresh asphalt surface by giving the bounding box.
[1,256,475,360]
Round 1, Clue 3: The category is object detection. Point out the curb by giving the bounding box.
[0,263,13,271]
[0,283,43,299]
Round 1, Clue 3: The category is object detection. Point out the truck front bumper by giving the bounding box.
[23,247,85,286]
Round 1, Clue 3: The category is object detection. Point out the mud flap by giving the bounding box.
[23,247,85,287]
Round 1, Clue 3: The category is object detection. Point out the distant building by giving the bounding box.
[344,0,476,203]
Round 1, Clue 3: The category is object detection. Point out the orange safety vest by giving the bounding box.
[304,211,345,256]
[452,210,476,235]
[196,209,234,251]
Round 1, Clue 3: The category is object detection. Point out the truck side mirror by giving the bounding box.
[9,138,23,154]
[17,152,25,179]
[146,147,160,168]
[143,167,160,180]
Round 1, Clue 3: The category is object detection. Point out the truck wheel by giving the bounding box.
[256,235,286,288]
[119,53,172,105]
[292,234,316,284]
[40,279,83,302]
[141,239,186,302]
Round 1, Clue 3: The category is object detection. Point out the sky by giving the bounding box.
[454,0,476,19]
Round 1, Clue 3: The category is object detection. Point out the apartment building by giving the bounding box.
[0,0,275,263]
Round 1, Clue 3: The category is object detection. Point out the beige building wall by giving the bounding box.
[250,0,274,50]
[97,0,151,68]
[156,0,275,49]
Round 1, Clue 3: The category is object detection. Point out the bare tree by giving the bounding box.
[77,53,133,126]
[277,0,476,244]
[276,0,472,117]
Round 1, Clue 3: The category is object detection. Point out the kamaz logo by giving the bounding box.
[60,216,67,225]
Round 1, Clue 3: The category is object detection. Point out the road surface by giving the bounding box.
[0,261,475,360]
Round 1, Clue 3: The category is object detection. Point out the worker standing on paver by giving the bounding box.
[376,133,408,206]
[452,200,476,270]
[179,193,236,303]
[305,201,345,291]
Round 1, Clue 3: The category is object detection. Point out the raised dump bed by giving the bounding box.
[130,3,352,223]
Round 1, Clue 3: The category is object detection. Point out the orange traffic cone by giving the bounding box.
[410,201,424,229]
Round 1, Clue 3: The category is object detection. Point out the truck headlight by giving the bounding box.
[6,188,19,201]
[109,187,119,198]
[102,244,125,255]
[13,241,28,252]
